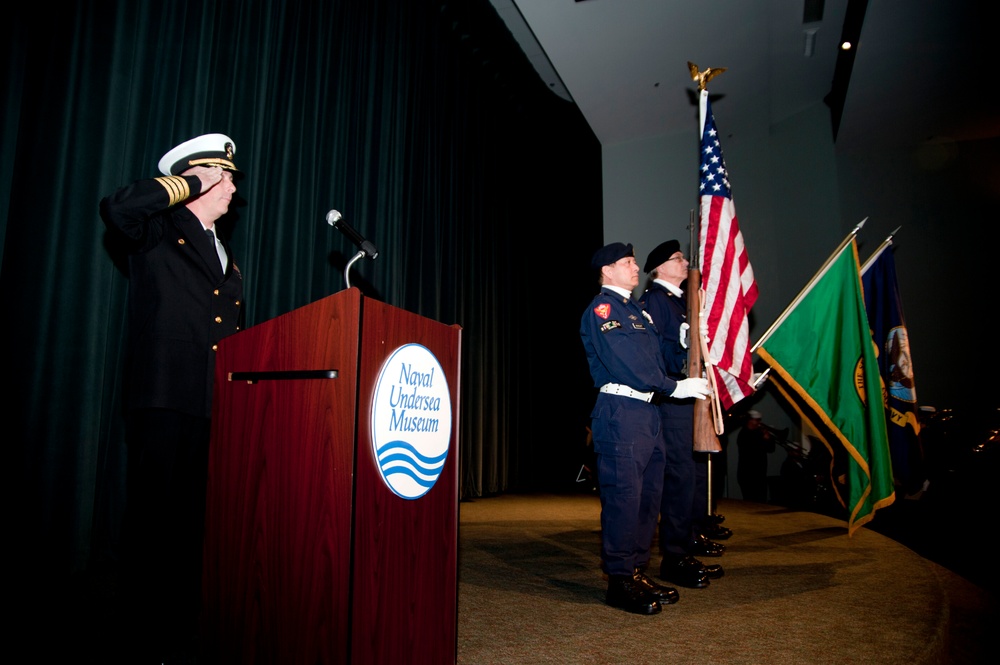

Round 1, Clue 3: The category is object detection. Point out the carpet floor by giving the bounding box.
[456,494,997,665]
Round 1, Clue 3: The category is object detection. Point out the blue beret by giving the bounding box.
[643,239,681,273]
[591,242,634,270]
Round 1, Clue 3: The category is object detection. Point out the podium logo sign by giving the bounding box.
[370,343,452,499]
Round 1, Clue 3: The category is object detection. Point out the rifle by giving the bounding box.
[687,211,723,453]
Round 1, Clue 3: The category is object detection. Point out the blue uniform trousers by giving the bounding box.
[657,400,697,557]
[591,393,665,576]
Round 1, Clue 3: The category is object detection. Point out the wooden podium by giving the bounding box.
[201,288,461,664]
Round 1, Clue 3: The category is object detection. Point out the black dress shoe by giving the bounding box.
[606,574,662,615]
[658,556,710,589]
[691,534,726,557]
[701,523,734,540]
[708,513,726,525]
[690,557,724,579]
[633,570,679,604]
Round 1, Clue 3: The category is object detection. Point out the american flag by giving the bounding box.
[697,90,758,410]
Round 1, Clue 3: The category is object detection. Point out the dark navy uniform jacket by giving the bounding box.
[100,176,244,418]
[580,286,677,398]
[639,282,701,557]
[638,281,688,380]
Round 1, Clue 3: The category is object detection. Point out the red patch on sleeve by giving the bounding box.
[594,303,611,320]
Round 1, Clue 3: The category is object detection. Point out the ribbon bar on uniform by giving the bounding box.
[599,383,654,403]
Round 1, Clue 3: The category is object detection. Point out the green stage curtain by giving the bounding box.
[2,0,602,583]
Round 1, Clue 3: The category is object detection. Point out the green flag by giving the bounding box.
[757,238,894,535]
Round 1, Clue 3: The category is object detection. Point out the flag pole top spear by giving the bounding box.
[688,62,727,91]
[689,61,727,159]
[860,225,903,274]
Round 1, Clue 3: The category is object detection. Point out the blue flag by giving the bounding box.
[861,243,927,496]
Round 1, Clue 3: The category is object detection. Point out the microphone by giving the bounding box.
[326,209,379,259]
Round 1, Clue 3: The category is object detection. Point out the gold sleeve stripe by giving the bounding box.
[154,175,191,207]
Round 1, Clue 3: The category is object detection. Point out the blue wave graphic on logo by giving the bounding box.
[375,440,448,488]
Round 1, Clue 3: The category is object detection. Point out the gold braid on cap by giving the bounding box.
[186,157,237,170]
[154,175,192,207]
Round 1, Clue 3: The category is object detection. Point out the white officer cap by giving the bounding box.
[158,133,239,176]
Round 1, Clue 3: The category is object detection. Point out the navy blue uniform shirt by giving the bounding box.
[580,287,676,394]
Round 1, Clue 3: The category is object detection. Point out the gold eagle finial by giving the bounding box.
[687,61,727,91]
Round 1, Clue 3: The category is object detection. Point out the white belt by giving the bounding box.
[600,383,654,403]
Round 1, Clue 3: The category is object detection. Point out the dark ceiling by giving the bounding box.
[491,0,997,150]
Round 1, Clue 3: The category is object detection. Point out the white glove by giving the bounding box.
[679,322,690,349]
[670,377,710,400]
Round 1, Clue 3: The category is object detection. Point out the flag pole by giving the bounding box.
[750,217,868,354]
[687,208,722,522]
[690,60,759,410]
[860,225,902,275]
[692,82,725,436]
[751,367,771,390]
[691,66,724,433]
[688,210,725,446]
